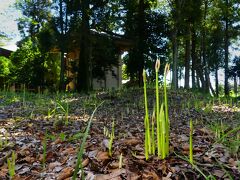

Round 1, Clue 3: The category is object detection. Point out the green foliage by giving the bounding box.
[123,0,169,81]
[15,0,51,37]
[10,38,60,89]
[0,56,12,87]
[108,120,115,157]
[122,63,129,80]
[103,120,115,157]
[10,38,43,86]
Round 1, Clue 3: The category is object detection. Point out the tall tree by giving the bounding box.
[52,0,70,91]
[224,0,230,96]
[124,0,168,84]
[76,0,91,92]
[15,0,51,38]
[167,0,185,89]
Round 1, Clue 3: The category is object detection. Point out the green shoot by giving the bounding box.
[143,69,151,159]
[189,119,193,165]
[7,151,16,179]
[109,120,115,157]
[160,104,166,159]
[57,101,69,125]
[164,63,170,156]
[73,101,104,180]
[155,59,161,158]
[144,116,149,160]
[59,132,66,141]
[151,109,155,155]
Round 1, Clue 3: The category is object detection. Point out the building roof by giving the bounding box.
[0,47,13,58]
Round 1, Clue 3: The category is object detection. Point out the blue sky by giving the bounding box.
[0,0,22,51]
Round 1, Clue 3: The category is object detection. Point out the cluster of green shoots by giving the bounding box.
[48,100,69,126]
[7,151,16,179]
[103,120,115,157]
[143,59,170,160]
[210,122,240,156]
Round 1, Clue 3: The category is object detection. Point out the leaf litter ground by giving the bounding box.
[0,89,239,179]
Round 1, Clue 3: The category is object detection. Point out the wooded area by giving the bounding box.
[0,0,240,179]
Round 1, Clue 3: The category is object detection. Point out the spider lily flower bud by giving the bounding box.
[143,69,147,82]
[164,63,170,76]
[155,59,160,72]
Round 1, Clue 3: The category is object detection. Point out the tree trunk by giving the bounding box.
[59,0,65,91]
[196,66,204,90]
[137,0,145,87]
[206,69,215,96]
[191,26,196,89]
[209,80,216,96]
[172,26,178,89]
[224,0,229,96]
[234,75,237,95]
[60,51,65,91]
[196,74,200,89]
[215,66,219,97]
[77,0,91,92]
[184,23,190,89]
[202,0,209,93]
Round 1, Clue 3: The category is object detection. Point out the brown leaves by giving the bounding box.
[94,169,126,180]
[1,90,240,179]
[96,151,110,161]
[142,170,159,180]
[121,138,142,146]
[57,167,74,180]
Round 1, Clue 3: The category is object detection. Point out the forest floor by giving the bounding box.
[0,88,239,180]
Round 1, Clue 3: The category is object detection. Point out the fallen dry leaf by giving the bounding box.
[182,144,189,151]
[228,158,237,167]
[82,158,89,167]
[121,138,141,146]
[0,167,8,178]
[95,169,126,180]
[213,169,225,178]
[127,171,141,180]
[48,161,62,170]
[23,156,35,163]
[96,151,109,161]
[109,161,120,169]
[57,167,74,180]
[142,170,159,180]
[61,147,77,155]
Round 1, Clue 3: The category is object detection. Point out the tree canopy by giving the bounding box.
[2,0,238,94]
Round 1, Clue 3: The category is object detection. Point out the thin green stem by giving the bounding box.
[155,60,160,157]
[73,101,104,180]
[189,119,193,165]
[164,64,169,155]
